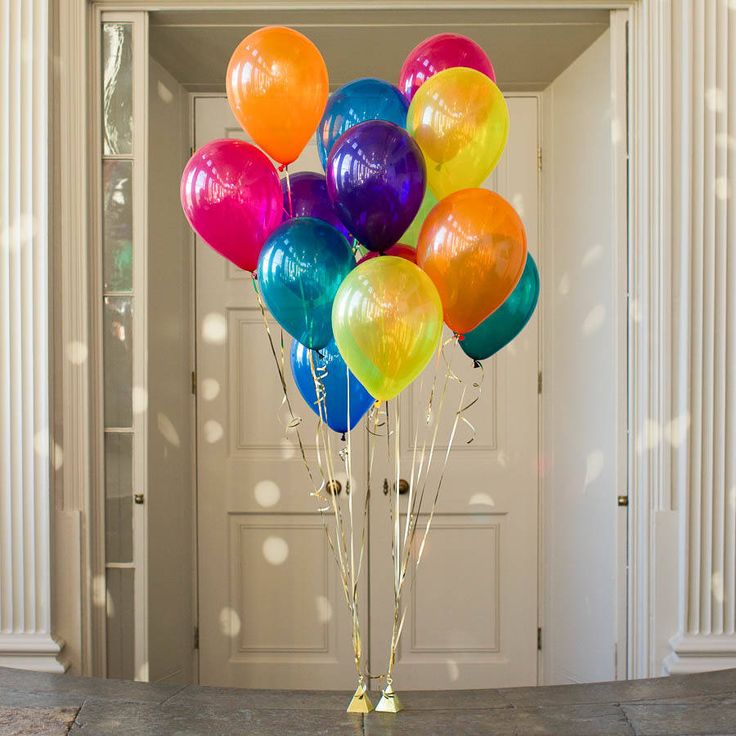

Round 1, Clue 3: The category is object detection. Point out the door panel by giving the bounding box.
[195,97,365,689]
[369,97,540,689]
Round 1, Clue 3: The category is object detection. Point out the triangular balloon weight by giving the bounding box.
[375,683,403,713]
[346,682,374,714]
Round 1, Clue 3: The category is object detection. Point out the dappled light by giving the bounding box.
[581,304,606,336]
[219,606,242,637]
[157,412,180,447]
[66,341,89,365]
[263,536,289,565]
[202,312,228,345]
[204,419,224,444]
[316,595,333,624]
[201,377,220,401]
[254,479,281,508]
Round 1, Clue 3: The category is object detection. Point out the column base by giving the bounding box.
[0,633,68,673]
[664,633,736,674]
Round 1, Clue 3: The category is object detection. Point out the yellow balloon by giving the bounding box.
[332,257,443,401]
[407,67,509,199]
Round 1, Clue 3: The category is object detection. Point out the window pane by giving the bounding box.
[103,160,133,292]
[106,568,135,679]
[105,433,133,563]
[104,296,133,427]
[102,23,133,155]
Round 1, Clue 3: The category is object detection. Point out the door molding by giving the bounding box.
[53,0,672,680]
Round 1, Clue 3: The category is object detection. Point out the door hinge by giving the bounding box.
[193,626,199,650]
[537,627,542,651]
[191,371,197,395]
[618,495,629,507]
[537,146,543,172]
[537,371,543,395]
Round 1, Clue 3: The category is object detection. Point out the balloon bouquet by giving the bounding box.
[181,28,539,713]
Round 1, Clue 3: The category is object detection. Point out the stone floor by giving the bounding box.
[1,666,735,735]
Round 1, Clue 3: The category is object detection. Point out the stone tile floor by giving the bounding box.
[0,666,735,735]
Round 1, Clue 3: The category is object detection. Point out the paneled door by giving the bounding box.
[195,96,539,690]
[195,97,367,689]
[369,97,540,688]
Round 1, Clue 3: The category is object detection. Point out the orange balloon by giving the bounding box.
[226,27,329,165]
[417,189,527,335]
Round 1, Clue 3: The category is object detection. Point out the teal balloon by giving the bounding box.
[460,254,540,362]
[316,78,410,169]
[257,218,354,350]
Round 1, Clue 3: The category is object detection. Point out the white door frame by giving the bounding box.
[53,0,669,682]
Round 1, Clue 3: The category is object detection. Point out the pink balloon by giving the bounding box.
[358,244,417,265]
[399,33,496,102]
[180,139,282,272]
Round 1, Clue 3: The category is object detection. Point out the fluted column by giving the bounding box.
[0,0,65,672]
[665,0,736,674]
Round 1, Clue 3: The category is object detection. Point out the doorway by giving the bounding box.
[136,4,627,689]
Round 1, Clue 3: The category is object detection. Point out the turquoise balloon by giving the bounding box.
[257,218,354,350]
[460,254,540,362]
[316,78,409,169]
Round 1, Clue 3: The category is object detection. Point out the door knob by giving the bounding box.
[383,479,410,495]
[326,479,342,495]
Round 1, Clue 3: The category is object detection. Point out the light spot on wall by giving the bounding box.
[446,659,460,682]
[582,244,604,268]
[254,480,281,508]
[558,272,571,296]
[204,419,224,444]
[66,341,89,365]
[712,571,724,603]
[715,176,730,201]
[469,492,495,508]
[665,412,691,448]
[316,595,333,623]
[132,386,148,414]
[0,213,35,253]
[511,193,525,217]
[157,412,180,447]
[201,377,220,401]
[637,418,661,453]
[582,305,606,336]
[157,80,174,103]
[584,450,605,486]
[705,87,725,113]
[280,437,296,459]
[201,313,228,345]
[263,536,289,565]
[219,606,242,637]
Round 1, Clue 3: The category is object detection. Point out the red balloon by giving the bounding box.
[180,139,282,272]
[358,244,417,264]
[399,33,496,102]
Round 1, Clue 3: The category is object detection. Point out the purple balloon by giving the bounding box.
[281,172,351,240]
[326,120,426,252]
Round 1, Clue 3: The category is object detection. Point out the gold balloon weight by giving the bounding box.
[346,678,374,714]
[375,680,403,713]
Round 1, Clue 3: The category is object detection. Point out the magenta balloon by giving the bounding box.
[399,33,496,101]
[180,139,282,272]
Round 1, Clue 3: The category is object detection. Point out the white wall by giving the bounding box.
[541,29,621,685]
[146,58,194,684]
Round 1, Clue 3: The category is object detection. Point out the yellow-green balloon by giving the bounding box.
[407,67,509,199]
[400,188,438,248]
[332,257,443,401]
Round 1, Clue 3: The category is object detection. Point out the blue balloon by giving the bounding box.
[257,218,354,350]
[291,338,375,434]
[460,254,540,362]
[316,78,410,169]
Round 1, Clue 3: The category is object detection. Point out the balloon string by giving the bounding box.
[284,165,294,218]
[307,349,366,680]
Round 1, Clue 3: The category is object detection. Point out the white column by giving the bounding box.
[664,0,736,674]
[0,0,66,672]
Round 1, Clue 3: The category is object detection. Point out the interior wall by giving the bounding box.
[146,57,194,684]
[541,29,621,685]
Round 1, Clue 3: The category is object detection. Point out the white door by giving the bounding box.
[195,95,539,690]
[195,97,367,689]
[369,97,540,689]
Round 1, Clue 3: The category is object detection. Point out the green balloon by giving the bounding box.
[460,254,540,362]
[400,188,438,247]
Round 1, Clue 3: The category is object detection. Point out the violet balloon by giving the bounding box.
[399,33,495,101]
[326,120,426,252]
[281,172,350,239]
[180,138,282,272]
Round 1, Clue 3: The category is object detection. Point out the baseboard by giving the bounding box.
[663,633,736,674]
[0,633,69,673]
